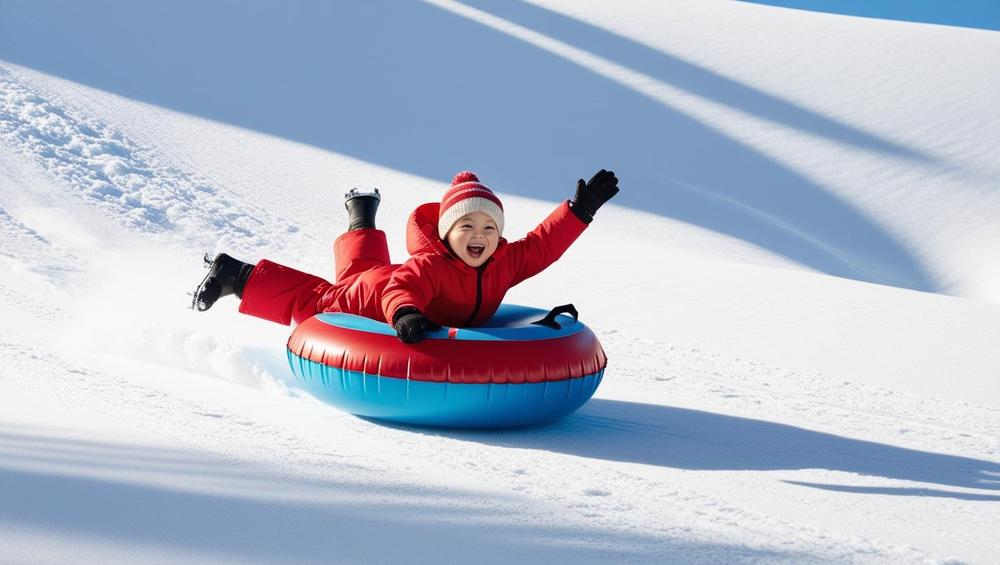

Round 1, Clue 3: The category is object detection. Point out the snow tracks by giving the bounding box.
[0,64,306,254]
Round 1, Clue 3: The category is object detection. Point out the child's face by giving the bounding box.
[446,212,500,268]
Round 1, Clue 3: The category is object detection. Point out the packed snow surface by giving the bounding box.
[1,1,999,563]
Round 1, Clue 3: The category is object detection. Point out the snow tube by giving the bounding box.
[286,304,606,428]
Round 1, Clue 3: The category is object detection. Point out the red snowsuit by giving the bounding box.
[238,200,588,327]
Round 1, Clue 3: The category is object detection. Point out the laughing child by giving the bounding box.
[192,169,619,343]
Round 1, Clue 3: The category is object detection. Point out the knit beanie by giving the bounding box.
[437,171,505,239]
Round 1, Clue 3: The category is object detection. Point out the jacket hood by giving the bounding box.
[406,202,508,260]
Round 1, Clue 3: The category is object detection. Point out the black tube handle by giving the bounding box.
[531,304,579,330]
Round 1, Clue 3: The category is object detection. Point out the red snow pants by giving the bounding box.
[238,229,393,326]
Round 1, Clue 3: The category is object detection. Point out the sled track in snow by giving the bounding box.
[0,65,305,252]
[0,204,81,286]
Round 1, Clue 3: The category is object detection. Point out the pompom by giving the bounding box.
[451,171,480,185]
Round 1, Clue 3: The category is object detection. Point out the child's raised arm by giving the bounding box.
[507,170,619,286]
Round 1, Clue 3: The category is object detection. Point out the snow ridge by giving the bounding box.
[0,67,302,253]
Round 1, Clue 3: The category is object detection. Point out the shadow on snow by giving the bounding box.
[0,0,938,291]
[0,426,806,563]
[426,398,1000,498]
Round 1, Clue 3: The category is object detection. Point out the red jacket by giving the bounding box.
[240,201,588,327]
[379,200,588,327]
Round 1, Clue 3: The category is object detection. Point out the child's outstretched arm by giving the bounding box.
[507,169,619,286]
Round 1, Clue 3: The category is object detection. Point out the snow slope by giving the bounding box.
[2,1,999,563]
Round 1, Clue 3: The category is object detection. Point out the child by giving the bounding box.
[192,169,619,343]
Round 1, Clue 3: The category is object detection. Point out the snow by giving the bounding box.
[2,1,999,563]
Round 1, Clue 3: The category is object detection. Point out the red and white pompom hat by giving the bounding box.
[437,171,505,239]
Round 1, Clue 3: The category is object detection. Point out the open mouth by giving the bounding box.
[467,244,485,259]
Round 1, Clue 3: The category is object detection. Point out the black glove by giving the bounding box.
[393,307,437,344]
[569,169,619,224]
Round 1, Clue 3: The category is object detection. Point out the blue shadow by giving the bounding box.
[0,1,938,291]
[783,481,1000,501]
[737,1,1000,32]
[460,0,930,162]
[0,428,809,562]
[436,399,1000,495]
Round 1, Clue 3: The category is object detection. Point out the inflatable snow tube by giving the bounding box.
[286,304,606,428]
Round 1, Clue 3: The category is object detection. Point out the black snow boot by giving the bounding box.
[191,253,255,312]
[345,187,381,230]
